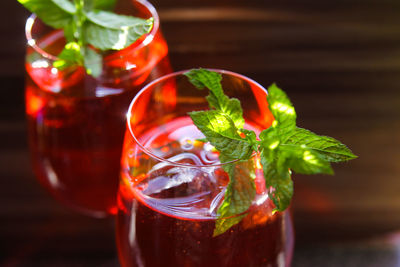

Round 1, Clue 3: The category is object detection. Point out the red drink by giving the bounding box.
[116,71,293,266]
[117,117,293,267]
[25,0,171,217]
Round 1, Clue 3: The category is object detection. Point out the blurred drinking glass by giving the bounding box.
[25,0,171,217]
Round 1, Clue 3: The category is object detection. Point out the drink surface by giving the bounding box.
[26,27,170,216]
[117,117,293,267]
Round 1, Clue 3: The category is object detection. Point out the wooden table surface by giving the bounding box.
[2,0,400,266]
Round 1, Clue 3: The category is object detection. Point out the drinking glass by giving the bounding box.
[116,70,294,266]
[25,0,171,217]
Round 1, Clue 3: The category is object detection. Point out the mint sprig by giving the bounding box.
[19,0,153,77]
[184,68,357,236]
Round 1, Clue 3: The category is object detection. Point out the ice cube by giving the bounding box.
[143,167,202,195]
[139,152,228,217]
[209,188,226,215]
[150,153,203,172]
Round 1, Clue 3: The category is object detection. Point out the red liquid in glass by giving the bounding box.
[117,117,293,267]
[26,28,170,216]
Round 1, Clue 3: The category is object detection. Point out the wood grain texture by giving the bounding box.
[2,0,400,266]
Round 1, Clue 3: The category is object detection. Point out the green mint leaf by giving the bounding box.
[184,68,221,91]
[184,69,245,129]
[285,127,357,162]
[189,110,253,160]
[84,0,116,11]
[278,145,334,175]
[94,0,116,10]
[85,10,151,29]
[267,83,296,136]
[17,0,73,29]
[260,149,293,212]
[260,133,331,212]
[53,41,83,69]
[84,10,153,50]
[259,127,280,149]
[63,22,75,42]
[214,214,246,237]
[214,160,256,236]
[259,128,294,211]
[83,47,102,77]
[51,0,76,14]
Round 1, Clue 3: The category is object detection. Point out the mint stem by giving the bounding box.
[73,0,85,46]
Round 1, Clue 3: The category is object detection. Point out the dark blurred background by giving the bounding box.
[2,0,400,266]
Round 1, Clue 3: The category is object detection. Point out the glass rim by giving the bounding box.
[25,0,160,62]
[126,68,268,168]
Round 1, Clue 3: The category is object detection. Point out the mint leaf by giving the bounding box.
[51,0,76,14]
[85,10,150,29]
[267,83,296,137]
[189,110,254,160]
[83,47,102,77]
[278,146,333,175]
[184,69,245,129]
[285,127,357,162]
[184,68,222,92]
[260,150,293,211]
[259,127,293,211]
[85,0,116,11]
[63,22,76,42]
[53,41,83,69]
[214,160,256,236]
[85,11,153,50]
[18,0,73,29]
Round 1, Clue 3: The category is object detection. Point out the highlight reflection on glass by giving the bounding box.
[25,0,171,217]
[117,70,294,267]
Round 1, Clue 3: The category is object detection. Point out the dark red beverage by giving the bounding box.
[117,116,294,267]
[25,0,171,217]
